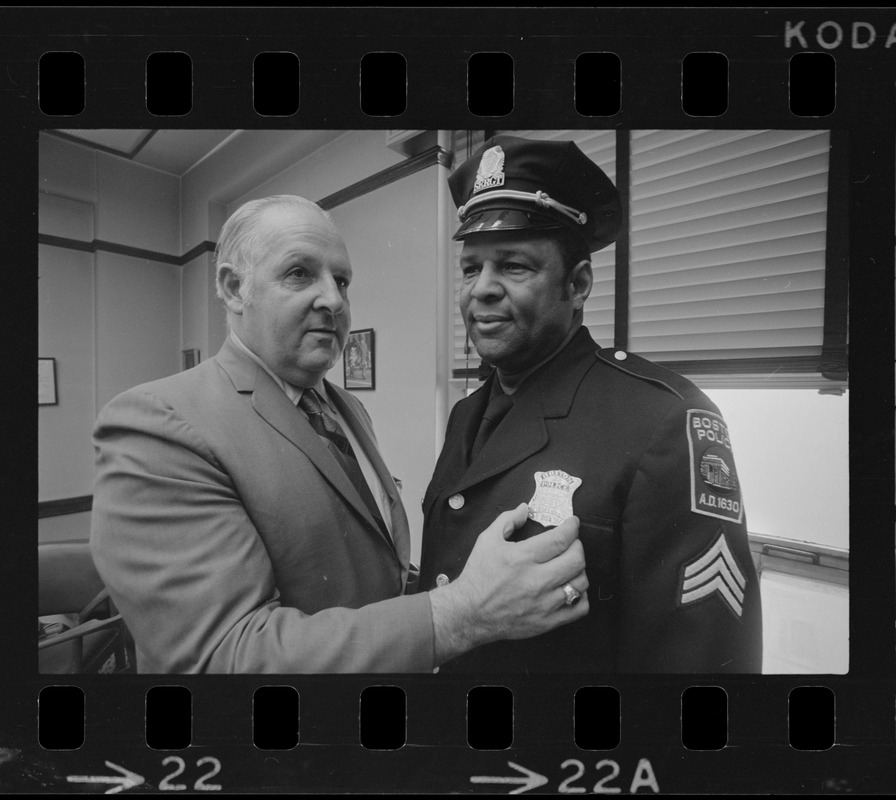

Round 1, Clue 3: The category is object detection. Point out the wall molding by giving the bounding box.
[40,233,216,267]
[44,129,157,161]
[40,144,454,265]
[39,495,93,519]
[318,145,453,210]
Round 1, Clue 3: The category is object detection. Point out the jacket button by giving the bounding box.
[436,573,450,587]
[614,350,627,361]
[448,493,465,509]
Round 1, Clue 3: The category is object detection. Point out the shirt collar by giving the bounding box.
[229,331,333,410]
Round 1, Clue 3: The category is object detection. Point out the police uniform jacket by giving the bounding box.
[420,327,762,673]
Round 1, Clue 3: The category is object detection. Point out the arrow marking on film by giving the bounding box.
[67,760,144,794]
[470,761,549,794]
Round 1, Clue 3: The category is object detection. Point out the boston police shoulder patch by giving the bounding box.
[686,409,744,524]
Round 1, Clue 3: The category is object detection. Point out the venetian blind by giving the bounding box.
[449,129,833,385]
[450,129,617,378]
[628,129,831,368]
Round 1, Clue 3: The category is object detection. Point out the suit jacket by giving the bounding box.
[90,338,434,673]
[420,327,762,673]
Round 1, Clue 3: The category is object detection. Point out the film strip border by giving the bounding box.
[3,7,895,796]
[37,50,838,119]
[14,678,889,793]
[38,684,837,752]
[5,9,895,130]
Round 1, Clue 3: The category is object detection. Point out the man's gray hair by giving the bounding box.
[214,195,333,302]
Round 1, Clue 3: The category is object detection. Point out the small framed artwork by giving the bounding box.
[343,328,375,390]
[182,348,200,370]
[38,358,57,405]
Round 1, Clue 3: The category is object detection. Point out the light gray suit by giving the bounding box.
[90,338,434,673]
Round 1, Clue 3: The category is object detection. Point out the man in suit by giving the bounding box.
[90,194,589,673]
[419,136,763,672]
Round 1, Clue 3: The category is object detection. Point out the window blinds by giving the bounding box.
[628,129,831,366]
[449,129,835,387]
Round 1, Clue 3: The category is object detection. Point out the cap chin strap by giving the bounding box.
[458,189,588,227]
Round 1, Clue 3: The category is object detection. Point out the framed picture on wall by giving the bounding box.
[38,358,57,405]
[343,329,375,390]
[182,348,200,370]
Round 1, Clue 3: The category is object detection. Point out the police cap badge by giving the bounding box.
[448,135,622,252]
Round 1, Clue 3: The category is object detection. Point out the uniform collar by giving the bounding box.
[445,327,598,492]
[496,324,582,395]
[493,325,597,415]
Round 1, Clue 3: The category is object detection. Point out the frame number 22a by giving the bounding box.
[559,758,659,794]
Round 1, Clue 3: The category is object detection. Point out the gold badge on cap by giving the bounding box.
[527,469,582,527]
[473,145,505,193]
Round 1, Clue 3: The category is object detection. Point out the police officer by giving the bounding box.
[419,135,762,672]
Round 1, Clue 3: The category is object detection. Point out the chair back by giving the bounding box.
[39,540,105,616]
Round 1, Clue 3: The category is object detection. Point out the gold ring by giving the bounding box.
[562,583,581,606]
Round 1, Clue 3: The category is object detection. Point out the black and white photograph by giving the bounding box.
[37,127,848,676]
[9,6,895,796]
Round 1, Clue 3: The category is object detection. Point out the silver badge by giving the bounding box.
[473,145,506,193]
[527,469,582,527]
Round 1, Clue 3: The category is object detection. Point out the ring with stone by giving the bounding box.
[562,583,581,606]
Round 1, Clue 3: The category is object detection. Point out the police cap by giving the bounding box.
[448,135,622,252]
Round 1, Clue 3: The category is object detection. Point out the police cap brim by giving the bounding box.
[452,209,564,241]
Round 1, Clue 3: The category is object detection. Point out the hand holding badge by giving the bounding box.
[527,469,584,605]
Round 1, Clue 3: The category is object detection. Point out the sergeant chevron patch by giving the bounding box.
[679,531,747,618]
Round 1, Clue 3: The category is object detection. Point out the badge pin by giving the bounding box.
[527,469,582,527]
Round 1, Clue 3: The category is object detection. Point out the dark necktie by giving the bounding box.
[470,387,514,460]
[298,389,389,539]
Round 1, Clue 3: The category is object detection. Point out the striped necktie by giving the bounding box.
[298,389,389,540]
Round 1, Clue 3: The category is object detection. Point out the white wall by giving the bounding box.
[38,134,183,545]
[705,388,849,550]
[38,243,95,499]
[703,387,849,674]
[230,130,404,212]
[39,134,95,202]
[180,130,347,251]
[94,251,181,409]
[328,167,442,554]
[181,254,208,358]
[95,152,181,252]
[38,130,443,555]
